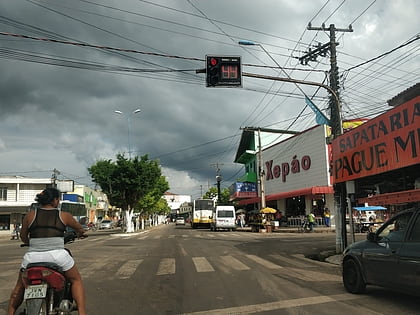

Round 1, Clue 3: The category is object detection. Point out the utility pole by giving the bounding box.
[211,163,223,203]
[51,168,60,188]
[304,23,353,252]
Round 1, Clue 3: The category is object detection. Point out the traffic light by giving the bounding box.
[206,55,242,88]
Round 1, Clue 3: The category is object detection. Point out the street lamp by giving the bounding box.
[114,108,141,159]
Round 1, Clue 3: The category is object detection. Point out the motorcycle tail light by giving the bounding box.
[23,267,66,290]
[25,269,43,285]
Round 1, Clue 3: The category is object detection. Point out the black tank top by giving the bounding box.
[29,208,66,238]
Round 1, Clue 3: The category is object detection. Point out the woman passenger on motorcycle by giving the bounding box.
[7,188,87,315]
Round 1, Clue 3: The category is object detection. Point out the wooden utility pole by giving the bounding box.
[304,23,353,252]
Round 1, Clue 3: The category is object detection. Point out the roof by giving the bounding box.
[387,83,420,107]
[353,206,387,211]
[234,130,255,163]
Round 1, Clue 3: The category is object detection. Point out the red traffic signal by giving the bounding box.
[206,55,242,88]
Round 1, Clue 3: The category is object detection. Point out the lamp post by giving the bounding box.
[114,108,141,159]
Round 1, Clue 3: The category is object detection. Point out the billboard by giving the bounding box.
[331,96,420,183]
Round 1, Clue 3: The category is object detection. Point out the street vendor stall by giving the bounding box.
[353,206,386,233]
[248,208,277,232]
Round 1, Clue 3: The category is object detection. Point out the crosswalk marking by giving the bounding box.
[192,257,214,272]
[220,255,250,271]
[156,258,176,275]
[77,253,332,281]
[80,261,109,278]
[285,268,341,282]
[270,254,314,268]
[116,260,143,279]
[245,255,283,269]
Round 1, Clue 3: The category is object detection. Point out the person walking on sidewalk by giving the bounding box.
[323,208,331,227]
[308,212,315,232]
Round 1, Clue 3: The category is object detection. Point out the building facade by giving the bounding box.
[0,176,109,232]
[332,84,420,217]
[0,176,52,231]
[233,125,335,226]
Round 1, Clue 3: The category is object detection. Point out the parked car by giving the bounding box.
[99,220,114,229]
[175,217,185,225]
[342,207,420,296]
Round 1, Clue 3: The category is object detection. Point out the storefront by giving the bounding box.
[238,124,335,226]
[331,84,420,213]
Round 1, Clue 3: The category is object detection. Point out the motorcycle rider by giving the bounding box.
[7,188,87,315]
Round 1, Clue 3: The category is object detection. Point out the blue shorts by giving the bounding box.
[22,249,75,271]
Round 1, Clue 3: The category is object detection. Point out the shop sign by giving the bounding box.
[265,155,311,182]
[332,96,420,183]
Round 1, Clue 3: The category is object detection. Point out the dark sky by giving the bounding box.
[0,0,418,199]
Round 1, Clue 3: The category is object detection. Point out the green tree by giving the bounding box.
[137,176,171,221]
[88,154,168,232]
[203,187,231,204]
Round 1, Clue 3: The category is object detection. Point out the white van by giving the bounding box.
[210,205,236,231]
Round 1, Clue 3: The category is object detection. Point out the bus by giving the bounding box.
[191,199,215,229]
[59,201,87,219]
[29,201,87,223]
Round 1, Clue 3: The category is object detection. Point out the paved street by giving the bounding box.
[0,224,419,314]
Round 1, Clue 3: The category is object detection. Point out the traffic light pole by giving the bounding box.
[242,72,342,130]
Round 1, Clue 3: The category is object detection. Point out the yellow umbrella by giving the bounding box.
[260,207,277,214]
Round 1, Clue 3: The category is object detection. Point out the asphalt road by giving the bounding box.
[0,225,419,314]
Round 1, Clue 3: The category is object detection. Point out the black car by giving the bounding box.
[342,207,420,296]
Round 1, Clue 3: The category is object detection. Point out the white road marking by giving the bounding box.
[116,259,143,279]
[219,255,250,271]
[79,261,109,278]
[156,258,176,275]
[192,257,214,272]
[183,293,364,315]
[245,254,283,269]
[270,254,314,268]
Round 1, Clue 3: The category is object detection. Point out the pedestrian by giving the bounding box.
[11,222,20,240]
[239,213,245,228]
[323,208,331,227]
[7,188,88,315]
[308,212,315,232]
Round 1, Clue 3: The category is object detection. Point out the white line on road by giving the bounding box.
[79,261,109,278]
[156,258,176,275]
[116,259,143,279]
[192,257,214,272]
[270,254,314,268]
[245,255,283,269]
[183,293,364,315]
[219,255,250,271]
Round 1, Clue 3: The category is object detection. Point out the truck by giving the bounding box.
[191,199,215,229]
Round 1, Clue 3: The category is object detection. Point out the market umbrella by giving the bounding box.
[260,207,277,214]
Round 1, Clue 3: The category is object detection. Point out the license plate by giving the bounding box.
[24,284,47,299]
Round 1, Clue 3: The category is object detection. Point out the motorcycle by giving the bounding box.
[19,232,84,315]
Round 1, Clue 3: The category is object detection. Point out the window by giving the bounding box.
[408,213,420,241]
[378,212,413,242]
[0,187,7,201]
[217,211,234,218]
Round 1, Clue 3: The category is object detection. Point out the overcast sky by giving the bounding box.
[0,0,419,199]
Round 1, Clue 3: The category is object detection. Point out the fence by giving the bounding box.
[287,216,325,227]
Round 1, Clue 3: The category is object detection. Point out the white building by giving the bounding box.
[0,176,52,231]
